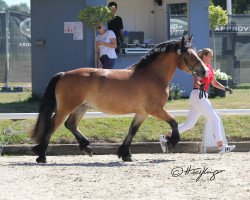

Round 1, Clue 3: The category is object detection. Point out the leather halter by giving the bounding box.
[177,49,202,77]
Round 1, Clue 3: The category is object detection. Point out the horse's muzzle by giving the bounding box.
[201,70,208,78]
[202,64,209,77]
[195,65,208,78]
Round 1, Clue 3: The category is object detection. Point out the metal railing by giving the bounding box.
[0,109,250,120]
[0,109,249,154]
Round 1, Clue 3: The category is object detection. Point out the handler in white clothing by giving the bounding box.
[160,48,236,154]
[96,24,117,69]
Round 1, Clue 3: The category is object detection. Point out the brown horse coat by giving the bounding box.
[56,54,176,116]
[31,36,208,163]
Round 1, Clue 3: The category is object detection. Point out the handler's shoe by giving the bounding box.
[159,135,168,153]
[219,145,236,154]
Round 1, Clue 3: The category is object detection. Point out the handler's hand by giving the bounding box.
[97,41,104,46]
[225,86,233,94]
[199,83,207,99]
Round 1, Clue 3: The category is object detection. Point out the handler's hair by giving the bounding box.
[108,2,118,8]
[198,48,213,59]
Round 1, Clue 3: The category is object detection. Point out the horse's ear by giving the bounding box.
[181,36,185,44]
[188,35,193,42]
[180,36,185,50]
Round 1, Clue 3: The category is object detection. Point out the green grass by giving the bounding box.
[0,89,250,144]
[232,83,250,89]
[0,92,39,113]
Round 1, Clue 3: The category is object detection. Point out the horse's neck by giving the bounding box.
[148,53,178,87]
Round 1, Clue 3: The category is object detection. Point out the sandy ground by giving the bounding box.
[0,153,249,200]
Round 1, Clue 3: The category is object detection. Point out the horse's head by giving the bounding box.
[177,35,208,78]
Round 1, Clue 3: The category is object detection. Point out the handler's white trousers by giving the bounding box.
[178,89,223,142]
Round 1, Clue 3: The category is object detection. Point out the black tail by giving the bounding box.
[30,72,64,143]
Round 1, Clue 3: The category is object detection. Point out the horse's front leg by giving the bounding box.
[166,117,180,147]
[149,108,180,148]
[117,114,148,162]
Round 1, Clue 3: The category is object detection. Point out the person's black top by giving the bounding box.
[107,15,123,41]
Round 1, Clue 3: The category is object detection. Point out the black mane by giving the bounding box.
[135,38,191,68]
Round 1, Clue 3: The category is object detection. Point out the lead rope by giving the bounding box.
[177,49,202,82]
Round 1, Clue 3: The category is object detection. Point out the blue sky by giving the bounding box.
[6,0,30,7]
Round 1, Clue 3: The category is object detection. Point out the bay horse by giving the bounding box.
[30,35,208,163]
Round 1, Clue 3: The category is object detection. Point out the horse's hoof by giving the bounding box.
[79,140,90,150]
[166,136,180,148]
[117,146,132,160]
[36,156,47,163]
[122,157,133,162]
[117,153,121,159]
[117,150,123,159]
[31,145,40,155]
[82,146,93,157]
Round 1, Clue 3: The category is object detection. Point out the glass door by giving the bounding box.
[167,3,188,40]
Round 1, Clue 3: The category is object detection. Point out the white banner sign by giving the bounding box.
[64,22,83,40]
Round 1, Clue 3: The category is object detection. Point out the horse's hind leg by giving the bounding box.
[33,111,68,163]
[64,104,92,156]
[117,113,148,162]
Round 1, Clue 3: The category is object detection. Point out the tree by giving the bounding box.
[78,6,115,67]
[209,5,228,69]
[233,0,250,14]
[0,0,8,11]
[211,0,250,14]
[9,3,29,13]
[78,6,114,29]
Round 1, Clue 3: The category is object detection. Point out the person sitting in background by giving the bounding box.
[159,48,235,154]
[96,24,117,69]
[107,1,124,54]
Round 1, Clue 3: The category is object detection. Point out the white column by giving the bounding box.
[189,0,210,49]
[227,0,232,15]
[4,11,10,88]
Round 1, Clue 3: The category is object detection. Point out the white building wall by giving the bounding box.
[107,0,189,43]
[107,0,155,42]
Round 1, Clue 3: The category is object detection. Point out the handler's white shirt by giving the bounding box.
[96,30,117,59]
